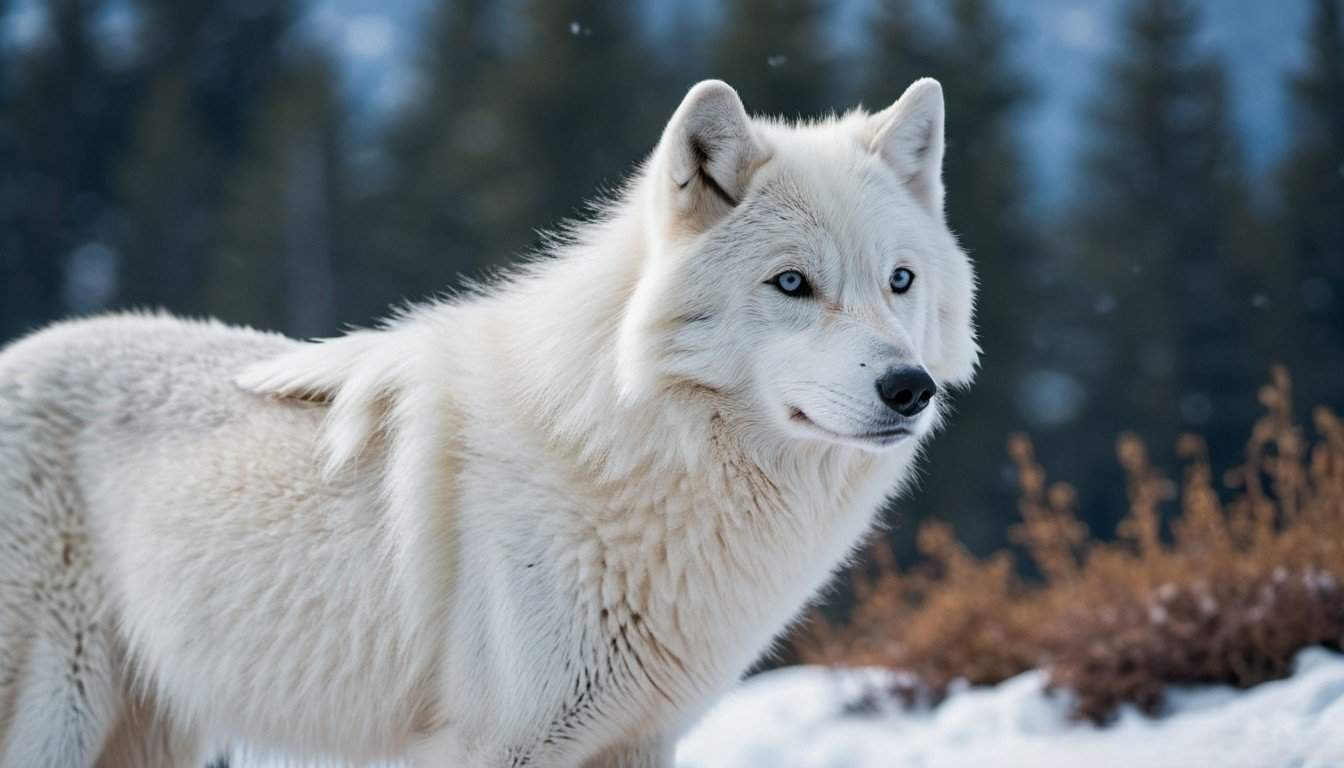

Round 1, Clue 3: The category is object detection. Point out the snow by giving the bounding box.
[678,648,1344,768]
[239,647,1344,767]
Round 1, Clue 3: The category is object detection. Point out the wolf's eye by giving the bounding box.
[769,270,812,297]
[889,267,915,294]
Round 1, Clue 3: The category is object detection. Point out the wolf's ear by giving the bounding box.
[868,78,945,215]
[658,80,764,233]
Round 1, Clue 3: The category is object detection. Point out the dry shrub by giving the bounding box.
[799,367,1344,722]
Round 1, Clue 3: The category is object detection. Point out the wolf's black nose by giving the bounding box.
[876,367,937,417]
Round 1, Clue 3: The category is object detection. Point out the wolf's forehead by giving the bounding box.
[748,159,900,244]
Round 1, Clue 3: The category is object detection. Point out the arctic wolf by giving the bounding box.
[0,78,977,767]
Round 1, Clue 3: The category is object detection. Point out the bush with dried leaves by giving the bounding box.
[799,367,1344,723]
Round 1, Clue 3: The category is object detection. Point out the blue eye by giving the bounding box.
[889,267,915,294]
[769,270,812,297]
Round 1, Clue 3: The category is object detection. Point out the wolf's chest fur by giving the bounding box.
[441,406,907,761]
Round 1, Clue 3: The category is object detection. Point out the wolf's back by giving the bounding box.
[0,313,298,428]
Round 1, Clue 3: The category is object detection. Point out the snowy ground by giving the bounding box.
[240,647,1344,768]
[679,648,1344,768]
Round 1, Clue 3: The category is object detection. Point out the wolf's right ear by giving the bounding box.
[657,80,764,234]
[868,78,946,216]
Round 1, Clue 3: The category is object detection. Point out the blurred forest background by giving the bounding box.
[0,0,1341,573]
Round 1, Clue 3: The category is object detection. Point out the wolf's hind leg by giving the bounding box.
[0,627,121,768]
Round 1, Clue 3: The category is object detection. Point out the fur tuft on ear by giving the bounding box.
[658,79,765,233]
[868,78,946,215]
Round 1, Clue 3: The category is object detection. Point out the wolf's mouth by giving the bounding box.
[789,408,913,446]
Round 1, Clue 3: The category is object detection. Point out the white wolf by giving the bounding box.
[0,78,977,767]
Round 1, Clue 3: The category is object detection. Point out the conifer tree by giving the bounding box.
[0,0,8,113]
[210,55,344,337]
[365,0,505,317]
[857,0,936,107]
[0,0,18,338]
[2,0,131,337]
[1072,0,1261,483]
[375,0,664,314]
[1279,0,1344,410]
[117,72,213,312]
[117,0,297,315]
[710,0,837,117]
[487,0,663,241]
[133,0,296,161]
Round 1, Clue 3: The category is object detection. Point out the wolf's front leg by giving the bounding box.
[580,738,673,768]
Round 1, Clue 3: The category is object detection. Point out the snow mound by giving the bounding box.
[237,648,1344,767]
[676,647,1344,768]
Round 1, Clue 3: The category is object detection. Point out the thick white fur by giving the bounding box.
[0,79,977,767]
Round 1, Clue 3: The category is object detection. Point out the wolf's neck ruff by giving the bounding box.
[361,161,922,727]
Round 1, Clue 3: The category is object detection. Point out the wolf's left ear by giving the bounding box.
[868,78,945,216]
[658,80,765,233]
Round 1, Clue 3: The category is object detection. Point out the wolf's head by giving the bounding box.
[617,79,978,452]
